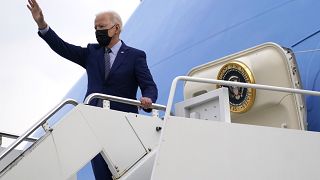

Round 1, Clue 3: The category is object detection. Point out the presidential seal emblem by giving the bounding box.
[217,61,255,113]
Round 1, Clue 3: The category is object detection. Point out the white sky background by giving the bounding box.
[0,0,140,135]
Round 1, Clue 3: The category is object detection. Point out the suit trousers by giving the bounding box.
[91,154,113,180]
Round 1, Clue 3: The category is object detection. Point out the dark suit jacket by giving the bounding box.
[39,28,158,113]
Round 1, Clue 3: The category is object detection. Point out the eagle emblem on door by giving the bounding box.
[217,61,256,113]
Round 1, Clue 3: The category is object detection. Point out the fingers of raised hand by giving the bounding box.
[28,0,34,8]
[27,0,40,10]
[27,0,32,11]
[27,4,32,11]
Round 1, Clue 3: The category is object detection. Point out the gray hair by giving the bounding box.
[97,11,123,31]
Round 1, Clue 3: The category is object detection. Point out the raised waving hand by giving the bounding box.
[27,0,47,29]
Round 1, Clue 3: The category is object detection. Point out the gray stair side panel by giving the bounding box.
[73,105,147,178]
[152,116,320,180]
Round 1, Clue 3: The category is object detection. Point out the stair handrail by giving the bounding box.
[84,93,167,111]
[0,99,78,162]
[164,76,320,118]
[0,131,37,143]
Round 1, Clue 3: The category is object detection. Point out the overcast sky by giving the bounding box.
[0,0,139,136]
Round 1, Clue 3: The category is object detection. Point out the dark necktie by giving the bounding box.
[105,48,112,79]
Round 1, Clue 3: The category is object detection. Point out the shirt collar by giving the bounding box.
[106,40,122,55]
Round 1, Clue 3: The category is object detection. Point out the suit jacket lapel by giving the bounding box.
[108,42,129,77]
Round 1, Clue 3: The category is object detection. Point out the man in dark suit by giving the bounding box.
[27,0,158,179]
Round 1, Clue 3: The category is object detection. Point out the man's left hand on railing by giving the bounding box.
[140,97,152,109]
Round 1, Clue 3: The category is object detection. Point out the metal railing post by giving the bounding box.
[152,109,160,118]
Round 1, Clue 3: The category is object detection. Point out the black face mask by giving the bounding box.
[95,29,112,47]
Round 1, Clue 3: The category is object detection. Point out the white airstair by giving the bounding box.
[1,43,320,180]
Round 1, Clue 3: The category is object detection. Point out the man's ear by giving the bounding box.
[116,24,121,33]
